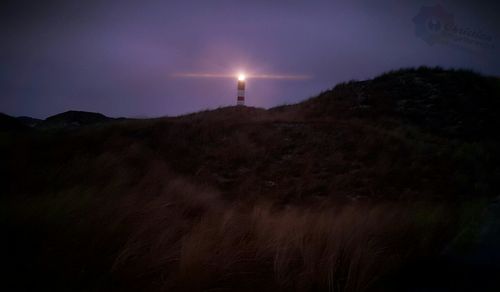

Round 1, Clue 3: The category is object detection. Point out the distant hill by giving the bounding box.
[0,113,29,132]
[17,116,42,128]
[38,110,115,128]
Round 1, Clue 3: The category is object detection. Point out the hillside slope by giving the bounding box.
[2,67,500,291]
[38,110,116,129]
[0,113,29,132]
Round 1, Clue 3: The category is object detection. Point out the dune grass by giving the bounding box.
[3,67,499,291]
[3,174,469,291]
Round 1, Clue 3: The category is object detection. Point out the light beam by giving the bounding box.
[171,72,312,80]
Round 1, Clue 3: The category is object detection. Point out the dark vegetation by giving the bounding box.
[0,113,29,132]
[2,67,500,291]
[17,116,42,128]
[36,110,119,129]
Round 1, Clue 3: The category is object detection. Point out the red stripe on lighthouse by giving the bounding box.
[237,79,245,106]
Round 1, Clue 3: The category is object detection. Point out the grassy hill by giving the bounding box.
[0,113,29,132]
[37,110,117,129]
[2,67,500,291]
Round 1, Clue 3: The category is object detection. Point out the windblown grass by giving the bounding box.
[2,67,498,291]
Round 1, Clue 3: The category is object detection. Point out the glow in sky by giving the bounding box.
[1,0,499,118]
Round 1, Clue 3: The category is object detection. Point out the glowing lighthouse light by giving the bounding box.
[236,73,246,106]
[171,70,312,106]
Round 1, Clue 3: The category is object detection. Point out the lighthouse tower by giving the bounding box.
[237,74,245,106]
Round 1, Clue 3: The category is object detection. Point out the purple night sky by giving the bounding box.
[1,0,499,118]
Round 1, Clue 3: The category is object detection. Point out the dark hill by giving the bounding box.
[2,67,500,291]
[38,110,115,128]
[17,116,42,127]
[0,113,29,132]
[296,67,500,140]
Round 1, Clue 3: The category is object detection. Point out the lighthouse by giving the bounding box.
[237,74,245,106]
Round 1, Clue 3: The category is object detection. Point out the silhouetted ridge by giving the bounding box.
[39,110,114,128]
[17,116,42,127]
[0,113,29,132]
[301,67,500,140]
